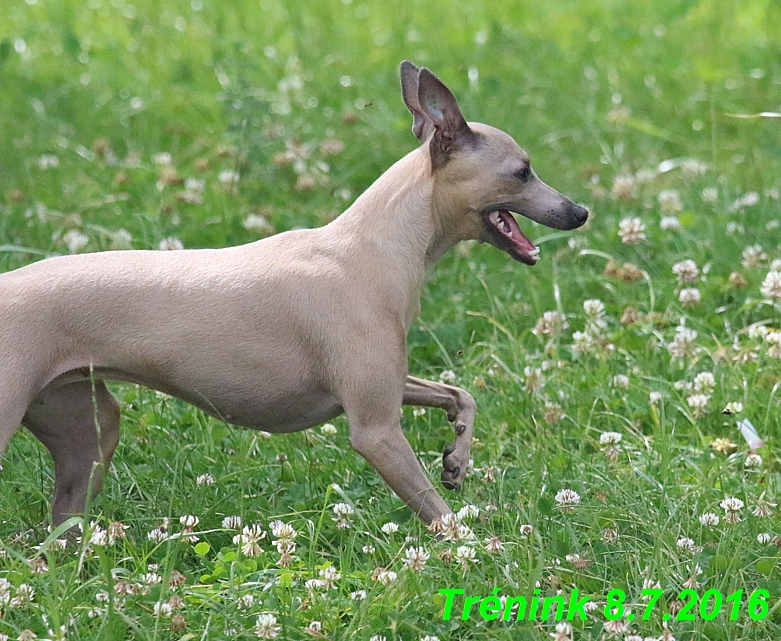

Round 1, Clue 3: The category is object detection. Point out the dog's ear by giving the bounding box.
[400,61,433,141]
[416,67,477,170]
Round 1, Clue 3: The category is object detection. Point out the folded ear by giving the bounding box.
[400,60,433,141]
[416,67,477,170]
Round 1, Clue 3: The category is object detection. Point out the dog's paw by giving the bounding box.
[441,442,463,491]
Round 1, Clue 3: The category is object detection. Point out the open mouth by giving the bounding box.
[482,210,540,266]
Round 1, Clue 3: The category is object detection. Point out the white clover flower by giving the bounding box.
[304,621,322,634]
[523,366,544,393]
[676,537,695,549]
[599,431,623,445]
[159,237,184,251]
[234,524,266,557]
[254,613,280,639]
[320,423,337,435]
[761,270,781,300]
[243,214,274,235]
[154,601,173,617]
[533,310,568,336]
[693,372,716,395]
[305,579,325,591]
[658,189,683,213]
[457,504,480,520]
[699,512,720,526]
[403,546,430,571]
[381,522,399,535]
[237,594,255,611]
[603,620,627,635]
[520,524,533,537]
[555,489,581,512]
[319,565,341,589]
[38,154,60,169]
[720,496,744,517]
[668,325,698,359]
[732,192,760,210]
[660,215,682,231]
[679,287,701,307]
[672,259,699,283]
[152,152,173,166]
[218,169,240,184]
[752,494,776,517]
[351,589,367,600]
[723,401,743,414]
[701,187,718,203]
[180,515,200,528]
[184,177,205,192]
[270,520,297,540]
[682,159,708,177]
[727,222,745,235]
[583,299,605,318]
[611,175,636,199]
[439,369,457,382]
[649,391,663,405]
[745,453,763,468]
[332,502,354,528]
[63,229,89,254]
[90,526,109,547]
[147,528,168,543]
[612,374,630,390]
[617,217,646,244]
[196,473,215,486]
[687,393,709,419]
[222,515,242,529]
[743,323,765,340]
[758,533,772,544]
[572,330,594,354]
[484,536,505,553]
[376,569,397,585]
[742,244,768,269]
[766,331,781,358]
[454,545,478,569]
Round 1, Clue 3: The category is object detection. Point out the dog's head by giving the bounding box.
[400,61,588,266]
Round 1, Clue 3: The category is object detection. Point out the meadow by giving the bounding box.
[1,0,781,639]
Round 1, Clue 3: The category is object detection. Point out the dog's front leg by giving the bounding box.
[342,370,453,524]
[402,376,475,492]
[348,419,452,524]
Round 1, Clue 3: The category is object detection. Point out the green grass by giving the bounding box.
[2,0,781,639]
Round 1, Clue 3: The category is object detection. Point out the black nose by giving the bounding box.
[573,205,589,225]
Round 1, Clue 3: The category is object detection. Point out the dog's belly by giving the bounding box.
[185,388,345,433]
[45,366,345,434]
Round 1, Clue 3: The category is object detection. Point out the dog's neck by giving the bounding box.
[328,147,456,276]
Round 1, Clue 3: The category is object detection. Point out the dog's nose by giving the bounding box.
[573,204,589,225]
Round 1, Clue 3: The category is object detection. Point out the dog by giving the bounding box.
[0,61,587,526]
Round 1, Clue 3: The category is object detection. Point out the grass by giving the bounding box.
[1,0,781,639]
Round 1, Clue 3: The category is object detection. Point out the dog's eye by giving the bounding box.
[514,165,531,182]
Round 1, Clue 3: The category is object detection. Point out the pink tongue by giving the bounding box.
[499,211,536,252]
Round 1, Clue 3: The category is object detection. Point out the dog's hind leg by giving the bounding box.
[0,391,30,463]
[22,380,120,525]
[402,376,476,492]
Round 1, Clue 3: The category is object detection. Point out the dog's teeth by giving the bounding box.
[489,211,501,225]
[528,248,540,256]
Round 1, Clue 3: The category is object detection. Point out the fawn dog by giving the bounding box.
[0,61,587,525]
